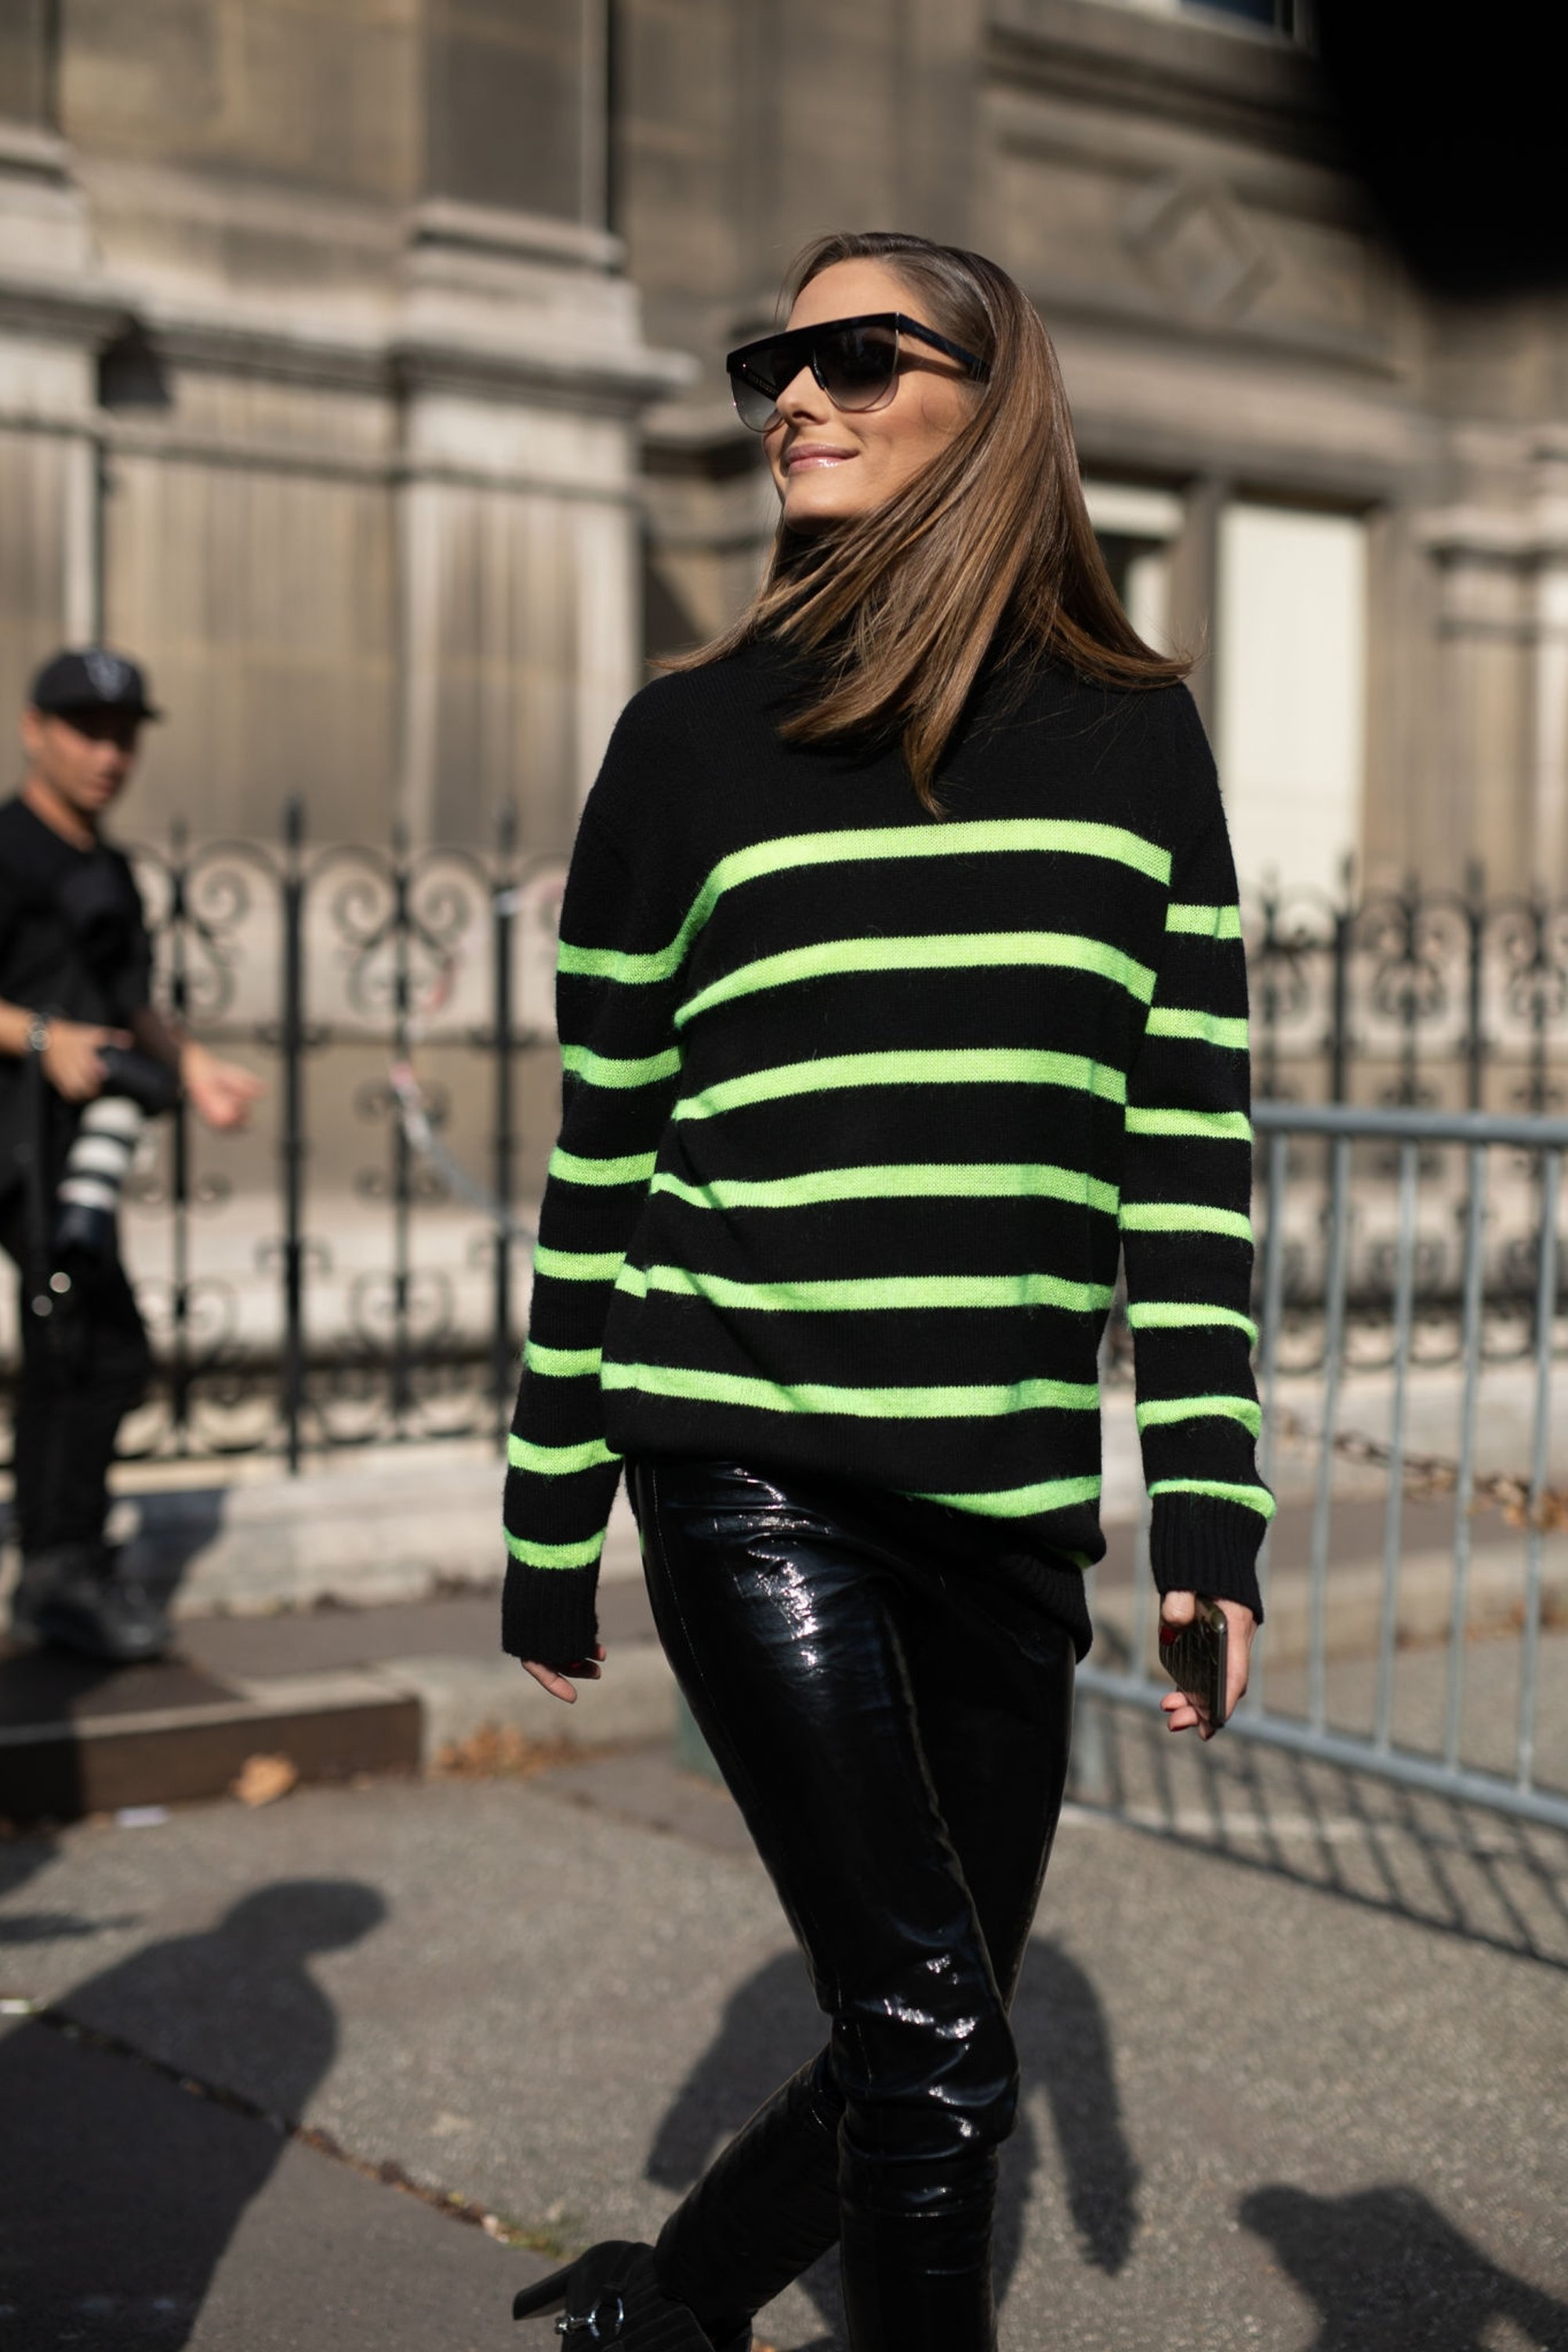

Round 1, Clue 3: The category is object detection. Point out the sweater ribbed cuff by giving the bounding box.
[1149,1494,1266,1624]
[501,1559,600,1670]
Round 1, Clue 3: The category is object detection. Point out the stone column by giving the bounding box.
[394,0,689,846]
[0,77,119,713]
[1530,435,1568,892]
[391,206,688,848]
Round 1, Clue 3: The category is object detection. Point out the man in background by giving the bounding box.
[0,648,263,1661]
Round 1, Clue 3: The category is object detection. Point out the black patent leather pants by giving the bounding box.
[628,1459,1076,2352]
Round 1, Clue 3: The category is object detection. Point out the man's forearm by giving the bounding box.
[130,1004,183,1069]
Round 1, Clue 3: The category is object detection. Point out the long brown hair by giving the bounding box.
[671,230,1189,811]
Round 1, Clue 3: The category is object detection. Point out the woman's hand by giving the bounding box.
[521,1643,607,1703]
[1158,1591,1257,1740]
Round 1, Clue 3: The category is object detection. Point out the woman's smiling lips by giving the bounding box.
[782,441,856,471]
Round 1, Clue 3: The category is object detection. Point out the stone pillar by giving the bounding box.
[1421,519,1535,891]
[0,93,118,718]
[1530,435,1568,892]
[391,0,687,846]
[391,204,688,848]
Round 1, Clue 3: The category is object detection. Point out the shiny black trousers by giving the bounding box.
[628,1459,1076,2352]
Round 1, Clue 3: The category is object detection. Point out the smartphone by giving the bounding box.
[1158,1598,1229,1731]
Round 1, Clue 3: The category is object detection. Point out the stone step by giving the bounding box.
[0,1582,677,1827]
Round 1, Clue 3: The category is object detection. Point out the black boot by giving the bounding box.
[653,2055,843,2342]
[838,2148,1000,2352]
[15,1541,169,1664]
[512,2240,746,2350]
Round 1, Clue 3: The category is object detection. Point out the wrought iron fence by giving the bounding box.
[2,806,566,1466]
[5,833,1568,1471]
[1249,862,1568,1114]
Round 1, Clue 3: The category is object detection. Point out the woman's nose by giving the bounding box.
[775,361,830,424]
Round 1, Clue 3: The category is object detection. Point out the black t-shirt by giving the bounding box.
[0,793,154,1197]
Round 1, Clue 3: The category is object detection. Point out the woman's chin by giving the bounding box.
[782,486,871,532]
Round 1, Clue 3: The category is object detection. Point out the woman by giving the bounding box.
[506,231,1270,2352]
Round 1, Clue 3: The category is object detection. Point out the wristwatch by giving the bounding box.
[25,1013,51,1056]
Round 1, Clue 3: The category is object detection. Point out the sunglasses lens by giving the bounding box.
[815,323,899,411]
[729,366,781,431]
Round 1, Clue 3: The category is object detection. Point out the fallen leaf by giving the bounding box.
[432,1722,600,1782]
[232,1753,299,1807]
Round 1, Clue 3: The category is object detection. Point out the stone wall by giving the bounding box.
[3,1,1566,892]
[621,0,1568,897]
[0,0,684,853]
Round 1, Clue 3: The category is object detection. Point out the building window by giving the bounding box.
[1216,502,1367,898]
[1183,0,1309,34]
[1087,0,1313,42]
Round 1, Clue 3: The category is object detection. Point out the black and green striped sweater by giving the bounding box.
[503,640,1272,1668]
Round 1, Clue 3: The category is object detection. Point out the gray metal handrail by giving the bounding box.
[1081,1097,1568,1831]
[1254,1100,1568,1149]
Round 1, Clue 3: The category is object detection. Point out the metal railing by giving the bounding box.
[1080,1101,1568,1831]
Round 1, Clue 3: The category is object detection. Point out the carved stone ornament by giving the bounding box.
[1122,171,1274,323]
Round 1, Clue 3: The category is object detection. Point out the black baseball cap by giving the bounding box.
[28,646,162,723]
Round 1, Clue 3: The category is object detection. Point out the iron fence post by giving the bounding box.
[1463,858,1486,1112]
[492,805,518,1444]
[165,816,192,1448]
[280,799,306,1473]
[390,826,412,1431]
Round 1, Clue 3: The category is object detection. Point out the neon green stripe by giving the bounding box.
[557,819,1172,991]
[524,1339,603,1377]
[651,1161,1120,1214]
[549,1145,659,1187]
[614,1264,1114,1315]
[1125,1108,1252,1142]
[909,1475,1103,1517]
[600,1362,1098,1417]
[1136,1395,1262,1438]
[1125,1302,1258,1341]
[1143,1007,1250,1051]
[533,1245,625,1282]
[1120,1202,1253,1242]
[675,931,1156,1029]
[1165,902,1243,939]
[508,1434,620,1475]
[558,939,687,985]
[561,1042,681,1089]
[675,1049,1127,1123]
[503,1529,607,1570]
[1149,1477,1276,1521]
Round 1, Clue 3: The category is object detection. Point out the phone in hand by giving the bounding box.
[1159,1597,1229,1731]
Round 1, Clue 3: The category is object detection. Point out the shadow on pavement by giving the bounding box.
[646,1933,1138,2343]
[1,1822,139,1944]
[1076,1697,1568,1972]
[0,1877,384,2348]
[1240,2183,1568,2350]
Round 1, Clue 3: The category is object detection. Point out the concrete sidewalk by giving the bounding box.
[2,1722,1565,2350]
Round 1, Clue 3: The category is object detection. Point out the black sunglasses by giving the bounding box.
[725,312,989,434]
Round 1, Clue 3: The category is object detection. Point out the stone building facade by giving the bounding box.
[0,0,685,853]
[3,0,1566,893]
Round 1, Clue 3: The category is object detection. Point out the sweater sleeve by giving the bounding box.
[1118,740,1273,1620]
[500,748,688,1668]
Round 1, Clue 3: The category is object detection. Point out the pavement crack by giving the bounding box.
[19,1998,570,2256]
